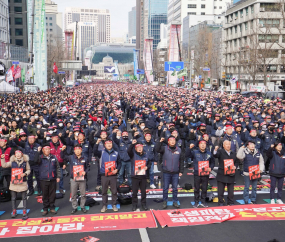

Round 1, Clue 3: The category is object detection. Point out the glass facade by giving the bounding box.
[144,0,169,49]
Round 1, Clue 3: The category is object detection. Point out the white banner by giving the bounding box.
[168,24,181,85]
[143,38,154,83]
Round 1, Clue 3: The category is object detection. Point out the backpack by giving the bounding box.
[78,196,100,207]
[117,184,131,194]
[0,187,11,202]
[117,194,132,205]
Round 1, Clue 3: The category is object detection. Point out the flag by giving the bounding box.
[6,66,14,82]
[62,78,65,84]
[177,68,187,78]
[14,66,21,79]
[51,78,55,84]
[230,76,238,84]
[21,67,25,83]
[53,62,58,74]
[26,66,33,81]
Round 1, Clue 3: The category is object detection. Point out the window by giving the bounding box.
[49,17,52,20]
[201,4,205,8]
[14,7,22,13]
[14,18,22,25]
[259,50,278,58]
[188,12,196,15]
[251,5,254,13]
[246,7,248,15]
[15,39,23,46]
[245,22,248,30]
[15,28,23,36]
[259,19,280,28]
[188,4,196,8]
[235,12,238,17]
[50,29,52,31]
[240,24,242,32]
[235,26,237,33]
[214,6,217,9]
[49,23,52,26]
[14,0,22,2]
[240,9,243,17]
[234,39,237,47]
[201,12,205,15]
[282,35,285,42]
[259,35,279,43]
[260,3,280,12]
[219,6,222,9]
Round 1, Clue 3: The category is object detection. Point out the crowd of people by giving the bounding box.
[0,81,285,220]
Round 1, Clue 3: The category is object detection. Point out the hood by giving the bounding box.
[10,154,29,163]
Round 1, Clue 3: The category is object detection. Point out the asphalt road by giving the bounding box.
[0,158,284,242]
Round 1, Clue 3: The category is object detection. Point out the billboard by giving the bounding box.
[133,49,139,80]
[104,66,116,73]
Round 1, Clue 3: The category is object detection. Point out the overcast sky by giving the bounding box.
[56,0,136,38]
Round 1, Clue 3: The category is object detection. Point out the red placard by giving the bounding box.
[0,211,157,238]
[73,165,84,181]
[105,161,116,176]
[224,159,235,175]
[11,168,23,184]
[135,160,146,175]
[198,161,210,176]
[153,204,285,228]
[249,165,260,180]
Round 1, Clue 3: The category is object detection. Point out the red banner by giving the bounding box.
[153,204,285,228]
[0,211,157,238]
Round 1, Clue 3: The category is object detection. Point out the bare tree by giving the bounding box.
[47,36,65,88]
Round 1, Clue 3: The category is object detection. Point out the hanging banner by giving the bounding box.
[153,204,285,228]
[33,0,47,90]
[114,60,119,81]
[143,38,154,83]
[65,31,74,60]
[168,24,181,85]
[0,211,157,239]
[133,49,139,80]
[27,0,33,55]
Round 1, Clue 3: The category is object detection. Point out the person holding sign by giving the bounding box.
[68,144,89,214]
[93,139,121,213]
[214,140,238,206]
[1,149,30,219]
[266,142,285,204]
[127,140,151,211]
[35,144,60,216]
[186,140,215,208]
[237,141,264,204]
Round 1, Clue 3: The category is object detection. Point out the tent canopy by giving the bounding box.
[0,81,19,93]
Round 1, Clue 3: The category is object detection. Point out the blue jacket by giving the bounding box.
[68,154,89,179]
[36,154,60,181]
[24,142,40,166]
[261,131,278,151]
[112,134,132,162]
[267,148,285,176]
[243,151,260,172]
[186,148,215,176]
[93,145,121,175]
[142,140,157,162]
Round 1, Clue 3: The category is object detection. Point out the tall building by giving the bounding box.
[67,22,97,60]
[128,6,136,39]
[144,0,168,49]
[168,0,233,40]
[65,7,110,43]
[223,0,285,89]
[136,0,146,65]
[45,0,63,42]
[0,0,8,43]
[8,0,28,47]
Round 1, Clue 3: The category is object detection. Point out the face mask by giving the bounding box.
[54,129,57,132]
[122,136,128,140]
[269,127,274,131]
[16,118,19,121]
[59,123,63,127]
[200,129,206,132]
[88,121,92,125]
[19,110,22,112]
[3,115,6,118]
[141,126,145,130]
[37,125,41,129]
[49,130,53,134]
[46,137,51,141]
[70,119,74,122]
[35,116,39,119]
[262,115,265,118]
